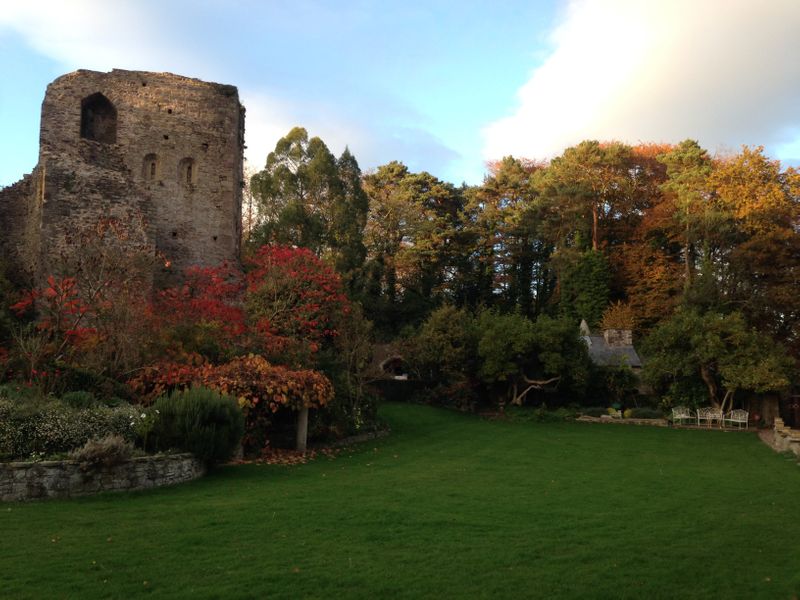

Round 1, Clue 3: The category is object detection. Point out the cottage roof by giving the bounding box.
[579,320,643,368]
[583,335,643,368]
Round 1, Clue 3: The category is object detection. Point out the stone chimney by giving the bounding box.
[579,319,591,337]
[604,329,632,347]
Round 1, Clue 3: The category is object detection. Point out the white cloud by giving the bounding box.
[239,89,375,170]
[0,1,484,182]
[237,90,297,171]
[0,1,177,72]
[0,1,418,177]
[0,2,313,174]
[241,90,460,178]
[483,0,800,163]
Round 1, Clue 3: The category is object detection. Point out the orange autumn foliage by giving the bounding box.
[129,354,333,412]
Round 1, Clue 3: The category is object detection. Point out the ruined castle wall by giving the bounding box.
[1,69,244,286]
[41,69,244,282]
[0,168,43,284]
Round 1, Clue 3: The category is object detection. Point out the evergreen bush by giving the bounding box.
[149,387,244,464]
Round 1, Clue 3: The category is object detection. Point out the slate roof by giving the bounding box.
[582,334,643,368]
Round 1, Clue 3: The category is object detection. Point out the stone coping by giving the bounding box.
[1,452,193,469]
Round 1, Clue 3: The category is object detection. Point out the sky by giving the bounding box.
[1,0,800,189]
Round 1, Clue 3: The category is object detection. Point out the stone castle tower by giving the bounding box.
[0,69,244,285]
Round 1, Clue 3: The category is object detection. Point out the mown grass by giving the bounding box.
[2,403,799,599]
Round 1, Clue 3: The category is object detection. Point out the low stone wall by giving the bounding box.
[575,415,668,427]
[0,453,205,502]
[771,418,800,458]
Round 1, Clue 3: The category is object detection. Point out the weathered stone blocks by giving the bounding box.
[0,68,244,286]
[771,418,800,457]
[0,454,205,502]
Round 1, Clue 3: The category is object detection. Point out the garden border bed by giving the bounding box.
[0,453,205,502]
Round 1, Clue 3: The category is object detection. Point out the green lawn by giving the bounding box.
[2,403,799,599]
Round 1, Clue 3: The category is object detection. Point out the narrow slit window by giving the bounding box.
[142,153,159,181]
[178,157,196,187]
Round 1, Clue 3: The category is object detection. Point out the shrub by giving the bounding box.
[0,398,136,460]
[627,407,664,419]
[61,391,98,409]
[0,383,44,402]
[69,434,134,471]
[149,387,244,464]
[313,304,379,439]
[505,405,578,422]
[129,355,333,453]
[56,365,136,404]
[582,407,607,417]
[405,306,480,410]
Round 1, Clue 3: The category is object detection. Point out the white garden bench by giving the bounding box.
[723,409,749,429]
[671,406,695,426]
[697,407,723,428]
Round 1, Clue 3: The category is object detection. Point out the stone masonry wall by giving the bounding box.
[0,68,244,286]
[771,418,800,458]
[0,453,205,502]
[603,329,633,348]
[0,168,44,284]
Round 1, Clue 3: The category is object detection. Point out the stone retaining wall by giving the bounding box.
[771,418,800,457]
[0,453,205,502]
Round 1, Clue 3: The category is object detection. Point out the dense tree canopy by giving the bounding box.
[355,138,799,409]
[4,128,798,432]
[249,127,369,298]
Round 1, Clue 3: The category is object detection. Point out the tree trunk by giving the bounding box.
[683,221,693,289]
[721,389,734,414]
[699,365,718,407]
[296,406,309,453]
[592,203,599,251]
[512,376,561,405]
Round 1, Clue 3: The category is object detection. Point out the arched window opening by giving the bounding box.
[142,153,159,181]
[80,93,117,143]
[178,157,196,187]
